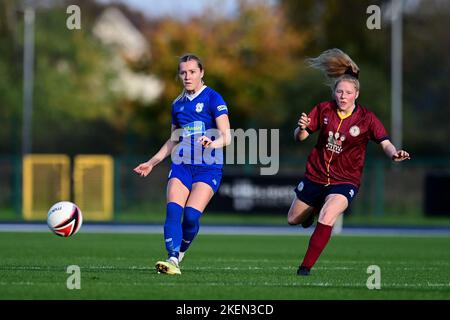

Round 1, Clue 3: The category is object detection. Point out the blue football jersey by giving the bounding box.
[171,86,228,168]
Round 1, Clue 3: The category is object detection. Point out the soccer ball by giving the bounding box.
[47,201,83,237]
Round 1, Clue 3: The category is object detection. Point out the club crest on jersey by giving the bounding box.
[195,103,204,113]
[326,131,345,153]
[349,125,360,137]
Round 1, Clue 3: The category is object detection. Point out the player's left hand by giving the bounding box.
[392,150,410,162]
[198,136,213,148]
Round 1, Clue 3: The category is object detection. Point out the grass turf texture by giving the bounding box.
[0,232,449,300]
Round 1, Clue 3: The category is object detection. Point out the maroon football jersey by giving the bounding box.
[304,100,389,187]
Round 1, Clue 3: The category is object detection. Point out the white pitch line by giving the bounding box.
[0,223,449,236]
[148,281,450,289]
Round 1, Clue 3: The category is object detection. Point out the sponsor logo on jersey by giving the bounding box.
[349,189,354,198]
[297,181,304,192]
[195,103,204,113]
[212,178,217,185]
[182,121,205,137]
[217,105,228,112]
[349,125,360,137]
[326,131,345,153]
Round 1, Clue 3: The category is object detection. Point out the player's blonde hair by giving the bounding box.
[306,48,360,92]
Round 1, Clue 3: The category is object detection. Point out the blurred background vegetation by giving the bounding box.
[0,0,449,225]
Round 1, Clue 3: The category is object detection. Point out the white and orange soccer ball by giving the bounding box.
[47,201,83,237]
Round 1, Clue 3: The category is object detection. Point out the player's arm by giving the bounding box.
[150,124,180,165]
[199,114,231,148]
[380,140,411,162]
[134,125,179,176]
[294,112,311,141]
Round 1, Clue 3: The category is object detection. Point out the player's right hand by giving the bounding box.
[133,161,153,177]
[298,113,311,130]
[392,150,411,162]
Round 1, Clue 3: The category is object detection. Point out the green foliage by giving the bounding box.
[280,0,450,156]
[1,0,448,155]
[0,1,23,153]
[31,8,123,153]
[141,2,305,147]
[402,1,450,155]
[0,2,123,154]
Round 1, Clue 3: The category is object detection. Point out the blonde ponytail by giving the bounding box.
[306,48,360,91]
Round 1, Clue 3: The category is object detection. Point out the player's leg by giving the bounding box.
[179,168,221,262]
[287,198,317,226]
[156,166,191,275]
[165,177,190,257]
[289,178,321,227]
[317,194,348,226]
[298,194,348,276]
[185,182,215,212]
[178,182,214,262]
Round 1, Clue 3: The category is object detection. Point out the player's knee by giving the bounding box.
[183,207,202,228]
[287,215,299,225]
[318,209,337,226]
[183,215,198,228]
[168,189,183,202]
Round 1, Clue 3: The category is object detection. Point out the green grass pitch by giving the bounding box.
[0,232,449,300]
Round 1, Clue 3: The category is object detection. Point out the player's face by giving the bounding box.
[179,60,204,93]
[334,80,359,111]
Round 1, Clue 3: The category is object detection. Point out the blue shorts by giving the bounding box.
[294,177,358,209]
[168,163,223,193]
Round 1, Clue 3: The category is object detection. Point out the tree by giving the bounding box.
[136,1,306,147]
[0,0,23,153]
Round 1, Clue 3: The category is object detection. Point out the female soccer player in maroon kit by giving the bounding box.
[289,48,410,276]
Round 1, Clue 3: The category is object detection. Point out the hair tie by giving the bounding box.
[344,67,359,79]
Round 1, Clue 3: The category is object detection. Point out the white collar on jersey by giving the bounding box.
[185,85,207,101]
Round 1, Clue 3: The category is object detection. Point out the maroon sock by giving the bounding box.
[300,222,333,269]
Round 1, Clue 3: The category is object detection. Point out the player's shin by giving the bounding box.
[300,222,333,271]
[164,202,184,258]
[180,206,202,255]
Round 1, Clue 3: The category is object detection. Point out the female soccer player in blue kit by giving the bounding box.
[134,54,231,275]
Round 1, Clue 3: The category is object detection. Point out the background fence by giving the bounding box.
[1,154,449,223]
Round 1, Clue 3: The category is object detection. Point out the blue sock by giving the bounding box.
[180,206,202,253]
[164,202,184,258]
